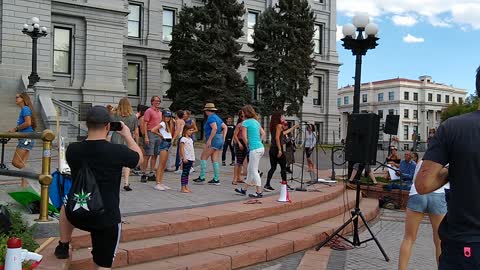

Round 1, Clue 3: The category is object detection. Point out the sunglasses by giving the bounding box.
[15,96,21,99]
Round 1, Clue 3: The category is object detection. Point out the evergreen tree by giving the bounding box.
[250,0,315,116]
[166,0,250,117]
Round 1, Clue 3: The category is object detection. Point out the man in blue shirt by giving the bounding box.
[396,151,416,182]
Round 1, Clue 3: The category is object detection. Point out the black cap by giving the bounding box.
[86,105,112,124]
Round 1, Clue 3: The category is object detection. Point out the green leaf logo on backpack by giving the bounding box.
[73,189,91,211]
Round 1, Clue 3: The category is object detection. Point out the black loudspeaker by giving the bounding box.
[78,103,92,121]
[345,113,380,164]
[384,114,399,135]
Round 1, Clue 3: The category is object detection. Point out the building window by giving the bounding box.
[127,63,140,96]
[313,76,322,105]
[337,98,341,106]
[362,94,367,103]
[247,12,257,44]
[404,125,409,140]
[445,95,450,103]
[404,92,409,101]
[453,97,456,103]
[377,110,383,119]
[459,97,463,104]
[413,92,418,101]
[344,96,349,105]
[413,110,418,119]
[378,93,384,102]
[404,109,409,119]
[314,24,323,54]
[53,27,72,74]
[247,69,257,100]
[388,109,394,115]
[128,4,141,38]
[388,91,394,101]
[163,9,175,42]
[437,94,441,102]
[428,93,433,102]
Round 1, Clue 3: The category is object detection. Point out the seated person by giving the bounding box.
[384,146,401,180]
[395,151,417,183]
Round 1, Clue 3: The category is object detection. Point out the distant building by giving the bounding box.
[0,0,340,143]
[337,76,467,150]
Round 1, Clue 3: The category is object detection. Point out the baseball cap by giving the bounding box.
[86,105,112,124]
[163,110,173,117]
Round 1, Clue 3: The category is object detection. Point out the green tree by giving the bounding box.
[166,0,250,117]
[441,94,479,121]
[249,0,315,115]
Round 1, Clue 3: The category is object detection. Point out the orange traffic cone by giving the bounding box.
[278,180,291,202]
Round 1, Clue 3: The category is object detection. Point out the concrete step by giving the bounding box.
[69,184,345,249]
[114,198,379,270]
[68,189,357,269]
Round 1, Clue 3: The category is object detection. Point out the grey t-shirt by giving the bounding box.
[111,114,138,145]
[423,110,480,243]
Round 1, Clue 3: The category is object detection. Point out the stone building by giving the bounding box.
[0,0,339,143]
[337,76,467,150]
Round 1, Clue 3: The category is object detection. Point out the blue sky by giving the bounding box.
[336,1,480,96]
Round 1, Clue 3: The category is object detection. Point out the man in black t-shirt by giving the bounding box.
[416,66,480,269]
[222,116,235,166]
[65,106,142,269]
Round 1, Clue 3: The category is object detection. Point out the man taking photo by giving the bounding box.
[66,105,142,269]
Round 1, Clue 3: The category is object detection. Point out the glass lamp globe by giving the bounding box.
[353,12,369,28]
[342,23,356,38]
[365,23,378,36]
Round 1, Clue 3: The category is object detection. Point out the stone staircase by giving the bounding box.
[38,184,380,270]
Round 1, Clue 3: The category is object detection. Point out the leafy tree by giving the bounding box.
[249,0,315,116]
[166,0,250,117]
[441,94,478,121]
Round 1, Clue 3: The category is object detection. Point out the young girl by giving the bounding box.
[179,124,195,193]
[152,110,174,191]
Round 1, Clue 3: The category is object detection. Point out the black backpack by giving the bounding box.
[65,162,104,231]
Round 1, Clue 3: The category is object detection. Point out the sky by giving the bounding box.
[336,0,480,96]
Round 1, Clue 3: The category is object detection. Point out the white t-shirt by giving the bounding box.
[180,137,195,161]
[304,131,317,148]
[409,160,450,196]
[159,122,173,139]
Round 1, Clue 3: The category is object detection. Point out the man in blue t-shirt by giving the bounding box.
[416,65,480,269]
[396,151,416,182]
[193,103,227,185]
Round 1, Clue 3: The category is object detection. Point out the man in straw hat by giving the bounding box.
[193,103,227,185]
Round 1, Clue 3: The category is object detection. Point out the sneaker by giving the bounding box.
[230,162,235,166]
[162,184,171,190]
[148,174,156,182]
[208,179,221,185]
[174,169,182,174]
[235,188,246,195]
[123,185,132,191]
[248,192,263,198]
[140,174,148,183]
[286,168,293,174]
[154,184,166,191]
[54,241,69,259]
[132,167,142,175]
[264,185,275,192]
[193,177,206,184]
[222,162,226,166]
[190,168,195,173]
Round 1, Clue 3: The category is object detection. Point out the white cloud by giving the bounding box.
[336,25,343,41]
[403,34,425,43]
[392,15,417,26]
[337,0,480,30]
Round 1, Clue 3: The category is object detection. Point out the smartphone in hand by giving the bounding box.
[110,121,123,131]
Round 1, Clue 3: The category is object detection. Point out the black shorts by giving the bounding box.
[305,147,314,158]
[439,239,480,269]
[90,223,122,268]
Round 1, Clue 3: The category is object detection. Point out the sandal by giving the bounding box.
[243,199,262,204]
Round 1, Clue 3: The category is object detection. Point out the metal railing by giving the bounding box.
[0,130,55,222]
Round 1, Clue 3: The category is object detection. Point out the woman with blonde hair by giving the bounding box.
[9,92,37,187]
[111,97,139,191]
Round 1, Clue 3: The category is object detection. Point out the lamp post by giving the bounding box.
[341,13,379,114]
[22,17,48,89]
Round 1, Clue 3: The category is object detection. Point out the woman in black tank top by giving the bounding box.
[264,112,299,191]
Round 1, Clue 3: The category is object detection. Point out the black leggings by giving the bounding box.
[266,147,287,186]
[222,139,235,162]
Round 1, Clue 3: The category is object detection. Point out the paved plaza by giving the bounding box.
[0,142,438,269]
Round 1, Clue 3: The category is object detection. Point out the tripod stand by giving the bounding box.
[315,162,390,262]
[0,138,10,170]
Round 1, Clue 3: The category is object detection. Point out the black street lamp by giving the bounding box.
[341,13,379,114]
[22,17,48,89]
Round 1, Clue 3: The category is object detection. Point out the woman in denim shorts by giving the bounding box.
[151,111,174,191]
[9,92,37,187]
[399,159,448,270]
